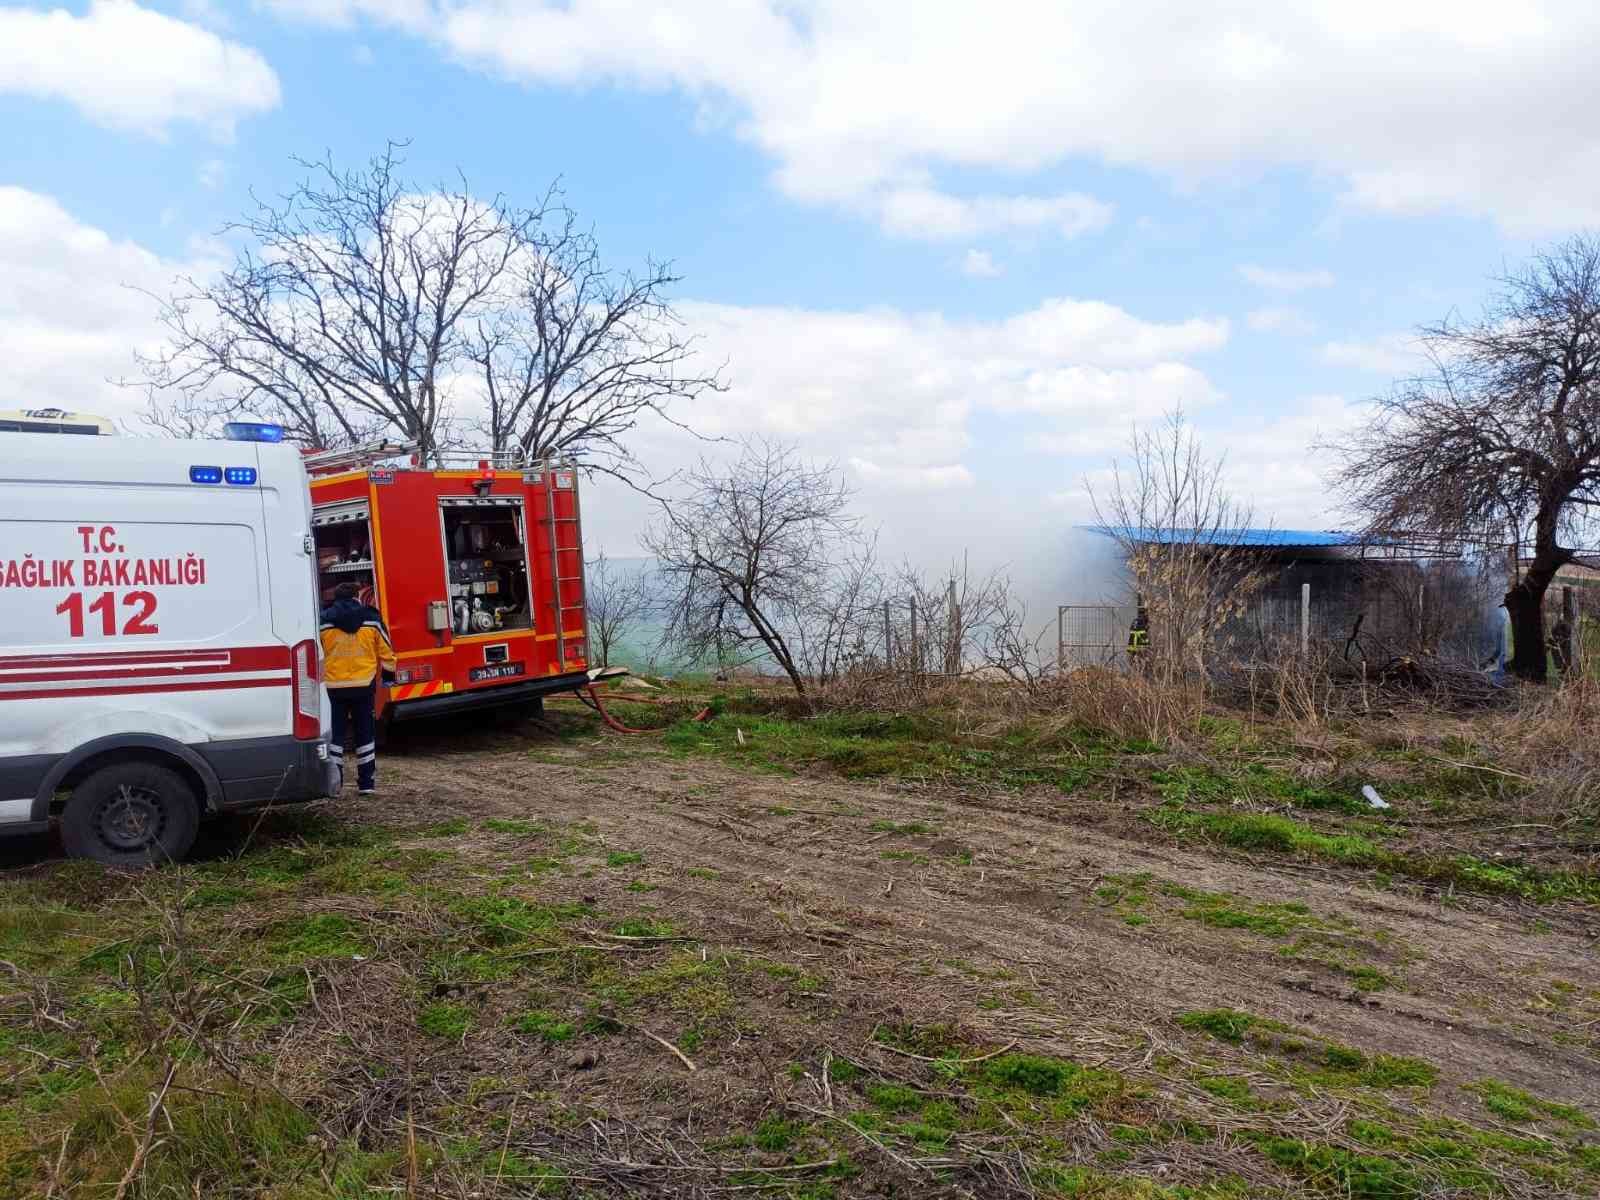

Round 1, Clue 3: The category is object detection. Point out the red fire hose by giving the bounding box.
[549,685,713,734]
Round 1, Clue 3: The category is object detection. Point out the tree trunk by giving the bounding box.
[1505,546,1565,681]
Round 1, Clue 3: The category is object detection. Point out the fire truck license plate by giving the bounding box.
[469,662,526,683]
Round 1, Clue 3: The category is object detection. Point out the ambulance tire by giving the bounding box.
[60,762,201,867]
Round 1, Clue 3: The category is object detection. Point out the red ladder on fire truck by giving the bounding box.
[541,465,588,668]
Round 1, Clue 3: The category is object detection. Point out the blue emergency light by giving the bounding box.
[189,466,223,484]
[224,466,258,486]
[222,421,285,443]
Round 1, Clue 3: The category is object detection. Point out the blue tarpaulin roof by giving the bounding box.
[1084,526,1362,549]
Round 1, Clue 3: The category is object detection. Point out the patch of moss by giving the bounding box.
[482,818,543,836]
[1195,1075,1256,1107]
[415,818,469,838]
[418,1001,472,1040]
[509,1010,575,1043]
[1470,1079,1594,1128]
[264,913,367,961]
[1177,1009,1282,1044]
[1252,1135,1421,1200]
[752,1114,806,1151]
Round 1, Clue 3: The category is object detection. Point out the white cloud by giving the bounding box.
[644,296,1226,505]
[1046,395,1369,527]
[959,249,1002,278]
[0,0,280,137]
[1247,306,1316,335]
[1320,333,1426,375]
[1212,394,1371,525]
[875,187,1112,241]
[849,459,974,491]
[3,186,1225,502]
[1238,265,1336,292]
[263,0,431,27]
[1012,365,1224,453]
[0,187,213,425]
[198,159,226,190]
[261,1,1600,233]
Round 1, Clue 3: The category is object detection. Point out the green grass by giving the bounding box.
[1177,1009,1279,1044]
[663,709,1125,792]
[1166,884,1320,938]
[1148,803,1600,904]
[483,818,543,835]
[605,850,644,867]
[1177,1011,1434,1092]
[419,1001,472,1039]
[416,818,470,837]
[1195,1075,1257,1106]
[1148,806,1385,864]
[1470,1079,1594,1128]
[870,820,931,835]
[451,894,590,946]
[1252,1135,1422,1200]
[509,1010,576,1043]
[264,912,367,961]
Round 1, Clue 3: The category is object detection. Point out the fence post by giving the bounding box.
[909,598,919,675]
[945,580,961,675]
[1300,583,1311,657]
[1562,585,1578,676]
[883,599,893,668]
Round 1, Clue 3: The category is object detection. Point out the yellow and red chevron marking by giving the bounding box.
[388,680,455,702]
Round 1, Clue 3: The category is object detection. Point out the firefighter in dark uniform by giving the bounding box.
[1127,601,1150,669]
[320,582,397,795]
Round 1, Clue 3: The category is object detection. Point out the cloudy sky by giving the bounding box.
[4,0,1594,579]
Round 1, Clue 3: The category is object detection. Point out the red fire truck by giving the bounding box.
[306,446,589,722]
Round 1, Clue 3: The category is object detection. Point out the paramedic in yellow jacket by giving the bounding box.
[320,582,396,794]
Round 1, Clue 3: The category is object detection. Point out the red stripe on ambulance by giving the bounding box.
[0,677,291,703]
[0,645,291,680]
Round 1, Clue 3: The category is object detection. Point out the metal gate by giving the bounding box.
[1057,605,1122,670]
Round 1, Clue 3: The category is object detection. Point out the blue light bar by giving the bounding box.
[224,466,258,486]
[189,465,223,484]
[222,421,285,443]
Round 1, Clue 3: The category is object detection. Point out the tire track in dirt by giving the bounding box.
[373,732,1600,1116]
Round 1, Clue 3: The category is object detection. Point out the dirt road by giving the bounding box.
[9,713,1599,1198]
[351,716,1600,1195]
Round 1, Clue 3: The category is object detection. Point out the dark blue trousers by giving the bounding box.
[328,684,377,791]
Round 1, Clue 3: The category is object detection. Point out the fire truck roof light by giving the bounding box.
[189,465,223,484]
[222,421,285,443]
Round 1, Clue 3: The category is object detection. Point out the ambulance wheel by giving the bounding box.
[60,762,200,867]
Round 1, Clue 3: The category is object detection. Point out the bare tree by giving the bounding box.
[585,552,651,668]
[139,144,541,461]
[644,439,870,696]
[468,206,722,484]
[788,537,883,684]
[1329,236,1600,681]
[1089,410,1266,683]
[889,556,1013,676]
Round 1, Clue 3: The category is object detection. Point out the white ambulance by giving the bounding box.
[0,424,336,864]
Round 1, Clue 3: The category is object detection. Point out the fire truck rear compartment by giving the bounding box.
[441,501,532,635]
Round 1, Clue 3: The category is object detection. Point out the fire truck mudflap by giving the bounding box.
[307,450,590,721]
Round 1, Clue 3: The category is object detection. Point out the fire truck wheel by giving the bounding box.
[60,762,201,867]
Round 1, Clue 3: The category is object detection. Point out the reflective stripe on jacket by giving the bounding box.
[320,617,397,689]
